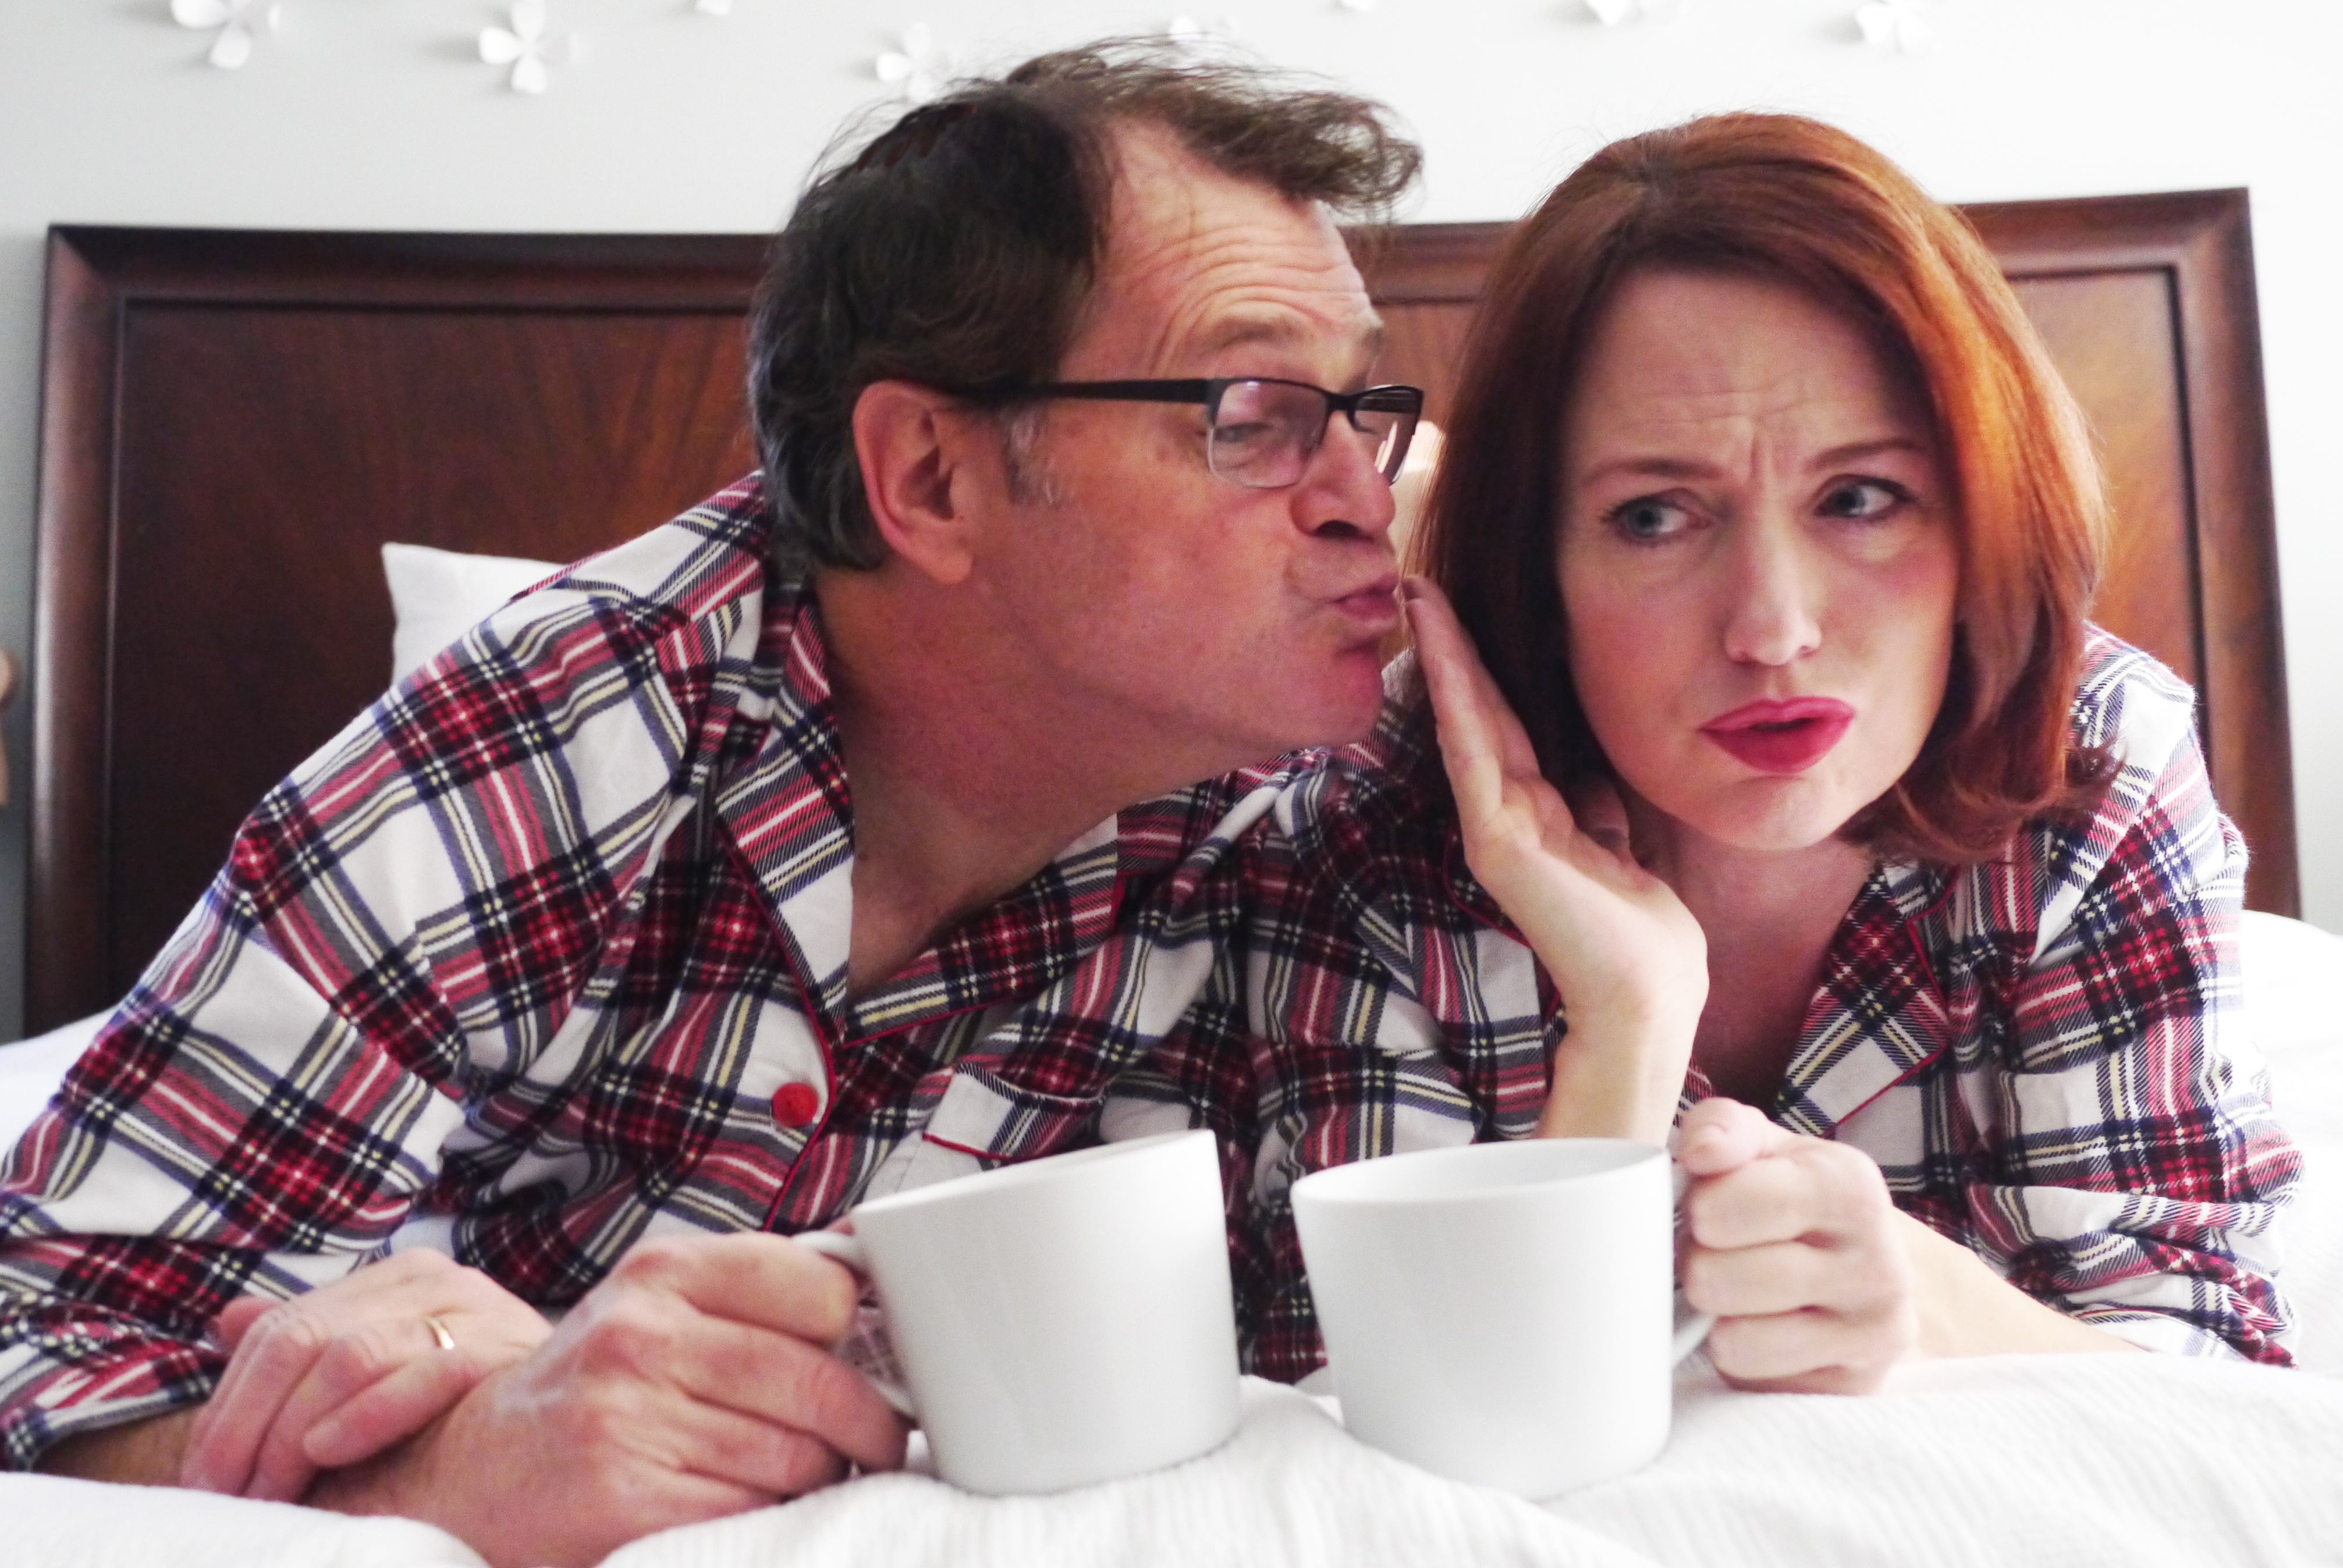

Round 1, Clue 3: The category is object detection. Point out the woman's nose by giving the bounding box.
[1720,518,1823,667]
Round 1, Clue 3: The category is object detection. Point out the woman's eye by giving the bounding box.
[1606,495,1691,542]
[1818,478,1911,521]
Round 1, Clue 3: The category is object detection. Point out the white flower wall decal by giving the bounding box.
[1855,0,1939,53]
[1167,15,1243,47]
[1585,0,1693,25]
[875,26,956,104]
[171,0,281,70]
[480,0,577,95]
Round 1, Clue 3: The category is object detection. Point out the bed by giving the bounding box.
[6,198,2340,1564]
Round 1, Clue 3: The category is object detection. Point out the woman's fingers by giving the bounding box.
[243,1315,464,1501]
[211,1296,277,1352]
[1405,578,1551,805]
[1681,1118,1919,1392]
[1675,1095,1792,1178]
[184,1253,549,1498]
[184,1303,338,1492]
[301,1344,494,1470]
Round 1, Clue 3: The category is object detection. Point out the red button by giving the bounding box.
[772,1082,823,1129]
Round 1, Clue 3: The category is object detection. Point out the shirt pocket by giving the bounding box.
[918,1064,1103,1163]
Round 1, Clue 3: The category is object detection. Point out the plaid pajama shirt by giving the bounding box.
[0,477,1288,1467]
[1126,635,2301,1384]
[0,474,2299,1466]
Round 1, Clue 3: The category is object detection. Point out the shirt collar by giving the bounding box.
[713,571,1129,1041]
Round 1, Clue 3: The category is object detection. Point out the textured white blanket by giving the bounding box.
[9,1356,2341,1567]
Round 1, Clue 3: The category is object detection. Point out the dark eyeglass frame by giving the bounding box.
[961,376,1425,488]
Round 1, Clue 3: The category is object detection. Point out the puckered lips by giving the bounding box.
[1328,573,1402,637]
[1699,695,1856,775]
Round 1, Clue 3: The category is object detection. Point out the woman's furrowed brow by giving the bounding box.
[1810,436,1933,468]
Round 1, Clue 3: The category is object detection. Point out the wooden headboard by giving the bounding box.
[26,194,2295,1032]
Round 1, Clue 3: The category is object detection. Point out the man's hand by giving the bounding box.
[182,1249,553,1502]
[1677,1096,1918,1393]
[308,1231,908,1568]
[1407,577,1706,1143]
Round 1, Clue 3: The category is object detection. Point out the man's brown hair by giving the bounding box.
[748,38,1422,573]
[1415,112,2109,862]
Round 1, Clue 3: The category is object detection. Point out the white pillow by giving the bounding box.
[381,542,560,685]
[2241,909,2343,1059]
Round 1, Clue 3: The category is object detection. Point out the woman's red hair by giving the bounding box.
[1416,112,2109,862]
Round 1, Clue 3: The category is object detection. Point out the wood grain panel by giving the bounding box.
[32,229,771,1029]
[1965,191,2294,916]
[101,305,756,994]
[2007,271,2200,692]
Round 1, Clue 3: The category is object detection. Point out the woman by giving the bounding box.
[1226,111,2298,1393]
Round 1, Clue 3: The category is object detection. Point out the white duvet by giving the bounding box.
[6,912,2342,1567]
[10,1353,2341,1568]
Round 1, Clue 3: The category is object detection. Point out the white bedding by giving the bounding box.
[5,911,2343,1566]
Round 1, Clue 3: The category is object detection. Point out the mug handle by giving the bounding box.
[1668,1162,1717,1366]
[793,1229,919,1420]
[1671,1293,1716,1365]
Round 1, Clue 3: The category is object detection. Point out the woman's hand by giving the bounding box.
[182,1249,553,1502]
[1405,577,1706,1143]
[1677,1097,1918,1392]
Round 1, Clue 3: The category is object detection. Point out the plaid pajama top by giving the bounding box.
[0,477,1291,1467]
[1145,635,2302,1383]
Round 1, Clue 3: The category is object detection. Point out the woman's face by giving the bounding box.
[1554,269,1959,856]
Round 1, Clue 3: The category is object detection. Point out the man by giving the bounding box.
[0,42,1420,1566]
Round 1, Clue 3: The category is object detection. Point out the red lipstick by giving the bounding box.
[1699,696,1855,775]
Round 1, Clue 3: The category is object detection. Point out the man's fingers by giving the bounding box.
[662,1398,863,1499]
[612,1233,861,1346]
[667,1314,910,1475]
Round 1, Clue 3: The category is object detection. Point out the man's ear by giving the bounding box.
[852,381,986,586]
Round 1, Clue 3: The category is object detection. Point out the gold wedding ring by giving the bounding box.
[423,1314,457,1352]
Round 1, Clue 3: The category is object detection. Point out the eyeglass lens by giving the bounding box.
[1206,381,1416,489]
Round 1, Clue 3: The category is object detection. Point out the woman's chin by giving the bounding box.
[1648,779,1869,859]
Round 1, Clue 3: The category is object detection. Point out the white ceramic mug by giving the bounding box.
[794,1128,1241,1495]
[1290,1137,1712,1496]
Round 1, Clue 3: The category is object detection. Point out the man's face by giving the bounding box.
[967,124,1400,780]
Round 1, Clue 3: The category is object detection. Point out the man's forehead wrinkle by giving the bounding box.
[1120,232,1376,373]
[1089,120,1374,376]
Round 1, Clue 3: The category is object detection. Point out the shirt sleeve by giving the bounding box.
[1961,683,2299,1362]
[0,584,743,1468]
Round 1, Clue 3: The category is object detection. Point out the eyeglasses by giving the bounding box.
[968,377,1425,490]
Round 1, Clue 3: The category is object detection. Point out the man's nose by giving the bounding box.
[1720,513,1823,666]
[1291,417,1398,542]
